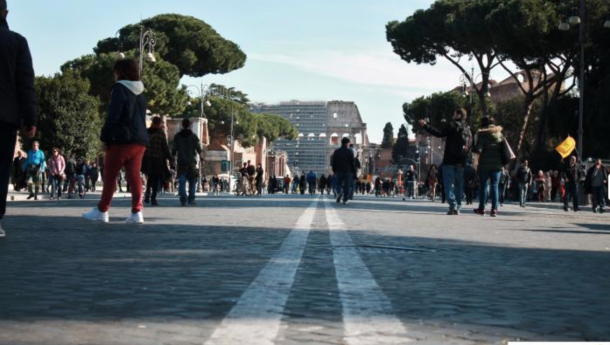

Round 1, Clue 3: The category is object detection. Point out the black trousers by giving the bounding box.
[0,123,18,220]
[145,173,162,201]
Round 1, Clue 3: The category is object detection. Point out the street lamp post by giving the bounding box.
[138,26,157,72]
[220,89,238,193]
[558,0,609,158]
[186,83,211,192]
[459,68,491,128]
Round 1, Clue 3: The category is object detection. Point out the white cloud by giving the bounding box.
[250,49,462,95]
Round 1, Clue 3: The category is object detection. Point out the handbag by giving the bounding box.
[501,137,516,166]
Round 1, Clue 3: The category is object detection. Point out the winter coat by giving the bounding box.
[172,129,202,168]
[422,120,470,166]
[474,125,504,171]
[584,165,608,194]
[142,127,172,177]
[331,146,356,174]
[0,18,36,128]
[562,162,583,185]
[101,81,149,146]
[47,155,66,176]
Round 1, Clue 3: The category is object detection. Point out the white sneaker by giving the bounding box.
[83,207,109,223]
[126,212,144,224]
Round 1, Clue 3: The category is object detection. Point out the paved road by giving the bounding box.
[1,193,609,344]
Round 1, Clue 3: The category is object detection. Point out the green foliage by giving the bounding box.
[95,14,247,78]
[34,72,102,159]
[63,52,188,117]
[381,122,394,148]
[208,84,250,105]
[403,91,469,134]
[204,96,297,148]
[392,124,410,165]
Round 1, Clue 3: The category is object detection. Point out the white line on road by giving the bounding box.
[204,197,319,345]
[325,201,414,344]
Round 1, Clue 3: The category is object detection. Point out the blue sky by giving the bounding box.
[7,0,469,143]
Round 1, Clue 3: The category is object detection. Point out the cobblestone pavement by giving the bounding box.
[0,193,609,344]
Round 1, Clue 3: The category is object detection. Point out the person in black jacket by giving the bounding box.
[419,109,471,215]
[562,155,582,212]
[331,137,356,205]
[83,58,149,224]
[585,159,608,213]
[0,0,37,237]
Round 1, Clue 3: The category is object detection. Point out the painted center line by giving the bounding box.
[325,201,414,345]
[204,197,319,345]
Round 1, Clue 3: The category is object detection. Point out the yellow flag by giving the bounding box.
[555,136,576,159]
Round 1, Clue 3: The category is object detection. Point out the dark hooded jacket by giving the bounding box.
[172,129,202,167]
[101,81,149,146]
[422,120,470,166]
[474,125,504,171]
[0,18,36,128]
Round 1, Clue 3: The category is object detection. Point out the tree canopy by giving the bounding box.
[34,72,102,159]
[392,124,410,165]
[381,122,395,148]
[95,14,247,78]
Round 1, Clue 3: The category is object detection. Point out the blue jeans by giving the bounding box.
[178,173,197,204]
[442,165,464,211]
[335,172,353,203]
[76,175,85,194]
[519,183,528,206]
[50,175,63,198]
[478,170,501,211]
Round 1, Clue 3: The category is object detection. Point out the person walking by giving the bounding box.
[299,172,306,195]
[47,148,65,200]
[403,165,418,200]
[83,58,149,223]
[426,164,439,201]
[255,163,264,196]
[585,158,607,213]
[498,167,509,206]
[535,171,546,203]
[89,162,99,192]
[247,160,256,194]
[23,141,46,200]
[419,108,472,215]
[515,159,533,208]
[331,137,356,205]
[142,116,173,206]
[0,0,37,236]
[562,156,582,212]
[472,117,504,217]
[172,118,203,205]
[307,170,317,195]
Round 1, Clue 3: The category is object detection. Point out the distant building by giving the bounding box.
[252,100,369,176]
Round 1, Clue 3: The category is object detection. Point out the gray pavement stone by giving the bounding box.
[0,194,608,344]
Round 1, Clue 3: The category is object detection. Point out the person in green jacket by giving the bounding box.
[473,117,504,217]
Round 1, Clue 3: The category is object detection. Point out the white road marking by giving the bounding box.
[204,197,319,345]
[325,202,414,344]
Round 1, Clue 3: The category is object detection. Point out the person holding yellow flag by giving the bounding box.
[562,156,583,212]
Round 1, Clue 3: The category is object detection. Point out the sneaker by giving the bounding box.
[34,195,38,201]
[83,207,109,223]
[49,196,55,200]
[447,209,455,215]
[593,208,598,213]
[27,194,34,200]
[151,200,159,206]
[473,209,485,216]
[600,208,606,214]
[454,209,460,215]
[336,194,343,204]
[490,209,498,217]
[126,212,144,224]
[188,200,197,206]
[564,207,569,212]
[343,200,349,205]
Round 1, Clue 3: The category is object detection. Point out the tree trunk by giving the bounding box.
[515,96,535,164]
